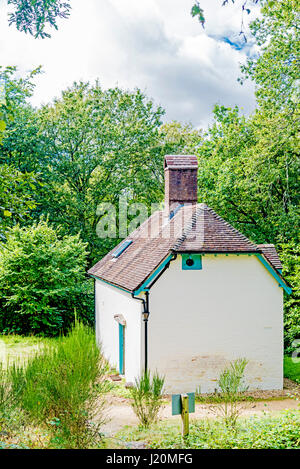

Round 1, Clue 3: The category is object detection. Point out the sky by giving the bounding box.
[0,0,260,128]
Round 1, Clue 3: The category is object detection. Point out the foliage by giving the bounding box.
[117,410,300,449]
[0,219,93,336]
[241,0,300,113]
[191,2,205,27]
[0,164,38,238]
[11,322,110,448]
[284,356,300,385]
[7,0,71,38]
[195,105,299,245]
[0,66,40,143]
[191,0,262,35]
[280,242,300,352]
[33,82,164,263]
[130,371,165,428]
[209,359,248,427]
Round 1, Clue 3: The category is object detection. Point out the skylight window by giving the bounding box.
[169,204,183,220]
[112,240,133,258]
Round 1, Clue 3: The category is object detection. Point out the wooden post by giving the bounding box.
[181,393,189,438]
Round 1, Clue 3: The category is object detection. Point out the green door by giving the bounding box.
[119,324,125,375]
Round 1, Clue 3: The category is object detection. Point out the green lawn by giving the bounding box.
[0,334,54,367]
[284,355,300,384]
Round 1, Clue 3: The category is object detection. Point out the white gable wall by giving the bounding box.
[95,280,143,382]
[147,254,283,394]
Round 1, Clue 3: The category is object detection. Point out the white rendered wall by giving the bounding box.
[147,255,283,394]
[95,280,143,383]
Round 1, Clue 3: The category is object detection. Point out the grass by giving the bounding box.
[284,355,300,384]
[114,410,300,449]
[0,334,56,368]
[0,324,110,449]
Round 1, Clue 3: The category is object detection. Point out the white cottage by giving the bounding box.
[89,155,291,393]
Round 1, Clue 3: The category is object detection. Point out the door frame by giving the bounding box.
[119,323,125,375]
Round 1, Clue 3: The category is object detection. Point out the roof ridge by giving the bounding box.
[172,205,203,251]
[257,243,275,247]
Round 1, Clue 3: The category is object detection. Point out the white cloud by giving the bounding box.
[0,0,259,127]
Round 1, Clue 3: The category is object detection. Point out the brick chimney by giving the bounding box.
[164,155,198,211]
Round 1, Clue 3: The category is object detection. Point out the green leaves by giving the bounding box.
[0,220,93,336]
[35,81,164,262]
[7,0,71,38]
[191,2,205,27]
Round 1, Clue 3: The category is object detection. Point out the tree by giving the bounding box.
[0,67,40,237]
[0,66,40,144]
[0,219,93,335]
[241,0,300,113]
[195,105,299,244]
[34,82,165,262]
[7,0,71,38]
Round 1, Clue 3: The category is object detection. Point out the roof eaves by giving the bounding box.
[89,273,133,294]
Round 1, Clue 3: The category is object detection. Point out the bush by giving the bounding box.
[211,358,248,428]
[11,322,110,448]
[280,242,300,353]
[0,219,94,336]
[130,371,165,428]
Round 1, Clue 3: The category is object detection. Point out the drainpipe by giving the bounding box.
[131,253,177,373]
[131,292,149,372]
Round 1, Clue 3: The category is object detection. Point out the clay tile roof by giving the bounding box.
[88,204,267,293]
[164,155,198,169]
[257,244,282,271]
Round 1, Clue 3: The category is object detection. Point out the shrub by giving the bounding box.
[130,371,165,428]
[280,242,300,353]
[11,322,110,448]
[0,219,94,336]
[210,358,248,428]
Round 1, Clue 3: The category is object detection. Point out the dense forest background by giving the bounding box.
[0,1,299,351]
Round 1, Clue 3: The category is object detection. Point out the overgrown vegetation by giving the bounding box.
[208,359,249,427]
[0,323,110,449]
[0,220,94,336]
[130,371,165,428]
[116,410,300,449]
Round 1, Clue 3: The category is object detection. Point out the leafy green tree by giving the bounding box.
[0,66,39,144]
[241,0,300,113]
[0,219,93,336]
[0,67,41,237]
[35,82,164,262]
[7,0,71,38]
[196,105,299,244]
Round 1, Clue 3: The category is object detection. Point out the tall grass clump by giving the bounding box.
[12,322,110,448]
[130,371,165,428]
[211,358,249,428]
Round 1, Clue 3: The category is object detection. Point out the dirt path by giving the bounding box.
[101,395,300,435]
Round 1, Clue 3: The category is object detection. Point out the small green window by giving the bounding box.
[182,254,202,270]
